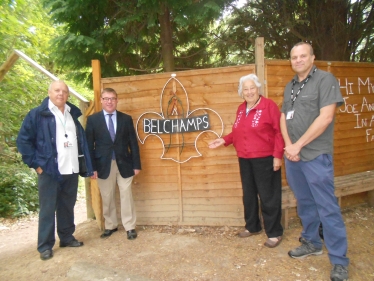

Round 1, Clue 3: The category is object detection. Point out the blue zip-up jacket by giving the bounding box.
[16,97,94,181]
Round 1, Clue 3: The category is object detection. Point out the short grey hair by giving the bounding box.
[238,74,261,97]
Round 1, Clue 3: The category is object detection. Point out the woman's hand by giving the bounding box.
[208,138,225,149]
[273,158,282,171]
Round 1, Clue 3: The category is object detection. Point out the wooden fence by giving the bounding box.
[88,45,374,228]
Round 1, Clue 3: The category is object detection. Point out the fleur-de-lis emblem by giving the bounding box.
[136,74,224,163]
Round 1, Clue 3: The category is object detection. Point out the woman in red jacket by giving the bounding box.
[209,74,284,248]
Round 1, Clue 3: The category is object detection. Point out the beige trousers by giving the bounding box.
[97,160,136,231]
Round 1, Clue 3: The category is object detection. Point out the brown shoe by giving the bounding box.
[238,229,262,238]
[264,236,282,248]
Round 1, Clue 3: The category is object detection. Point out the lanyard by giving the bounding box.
[290,68,317,107]
[53,107,68,138]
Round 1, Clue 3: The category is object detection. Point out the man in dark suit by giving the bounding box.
[86,88,141,240]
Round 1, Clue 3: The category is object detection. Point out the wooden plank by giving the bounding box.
[137,212,179,221]
[255,37,265,94]
[12,50,88,102]
[183,210,242,218]
[183,197,242,205]
[0,51,19,82]
[136,211,180,218]
[181,217,243,226]
[135,204,179,212]
[368,190,374,206]
[183,204,243,212]
[281,170,374,209]
[182,189,243,198]
[335,161,374,176]
[135,198,179,207]
[133,190,179,200]
[90,179,104,230]
[102,64,255,83]
[181,173,240,184]
[92,59,102,113]
[182,181,242,191]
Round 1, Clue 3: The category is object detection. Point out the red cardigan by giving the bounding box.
[223,97,284,159]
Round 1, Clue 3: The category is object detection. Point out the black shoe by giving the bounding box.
[127,229,137,240]
[100,228,118,238]
[59,239,84,247]
[40,249,53,260]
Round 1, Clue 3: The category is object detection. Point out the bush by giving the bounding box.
[0,163,39,218]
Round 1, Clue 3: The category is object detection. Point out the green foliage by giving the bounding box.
[0,156,38,218]
[0,0,92,217]
[42,0,234,82]
[218,0,374,62]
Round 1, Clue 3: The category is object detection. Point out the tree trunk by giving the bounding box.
[158,4,175,72]
[307,0,350,61]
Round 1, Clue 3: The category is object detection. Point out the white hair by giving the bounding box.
[238,74,261,97]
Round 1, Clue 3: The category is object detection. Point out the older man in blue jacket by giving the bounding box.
[17,80,93,261]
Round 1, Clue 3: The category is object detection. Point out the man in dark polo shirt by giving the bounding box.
[280,42,349,281]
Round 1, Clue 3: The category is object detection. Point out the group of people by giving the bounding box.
[16,42,348,281]
[209,42,349,281]
[16,82,141,261]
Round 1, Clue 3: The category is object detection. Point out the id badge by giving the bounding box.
[286,110,295,120]
[64,141,73,148]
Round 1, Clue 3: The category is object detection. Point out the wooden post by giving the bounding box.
[90,59,104,229]
[368,191,374,206]
[255,37,266,97]
[92,60,102,113]
[78,100,95,220]
[0,51,19,82]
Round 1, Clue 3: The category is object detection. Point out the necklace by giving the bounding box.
[247,95,261,110]
[246,96,261,116]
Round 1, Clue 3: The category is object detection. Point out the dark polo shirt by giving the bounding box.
[281,65,344,161]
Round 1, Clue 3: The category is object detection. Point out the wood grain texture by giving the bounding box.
[88,59,374,227]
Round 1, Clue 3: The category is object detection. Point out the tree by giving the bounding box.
[42,0,233,81]
[0,0,91,217]
[0,0,54,217]
[216,0,374,62]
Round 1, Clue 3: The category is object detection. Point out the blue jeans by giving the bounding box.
[37,173,79,253]
[285,154,349,266]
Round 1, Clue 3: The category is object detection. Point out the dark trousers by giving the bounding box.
[238,156,283,238]
[37,173,79,253]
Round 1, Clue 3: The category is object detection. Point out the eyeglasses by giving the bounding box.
[102,97,117,102]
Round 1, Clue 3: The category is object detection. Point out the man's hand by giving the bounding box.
[284,142,302,158]
[35,167,43,174]
[90,171,98,179]
[284,144,301,162]
[134,169,141,176]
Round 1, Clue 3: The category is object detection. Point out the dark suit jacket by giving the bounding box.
[86,110,141,179]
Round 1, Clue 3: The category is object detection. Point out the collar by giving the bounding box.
[103,109,117,116]
[48,99,70,112]
[292,65,317,83]
[243,96,266,110]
